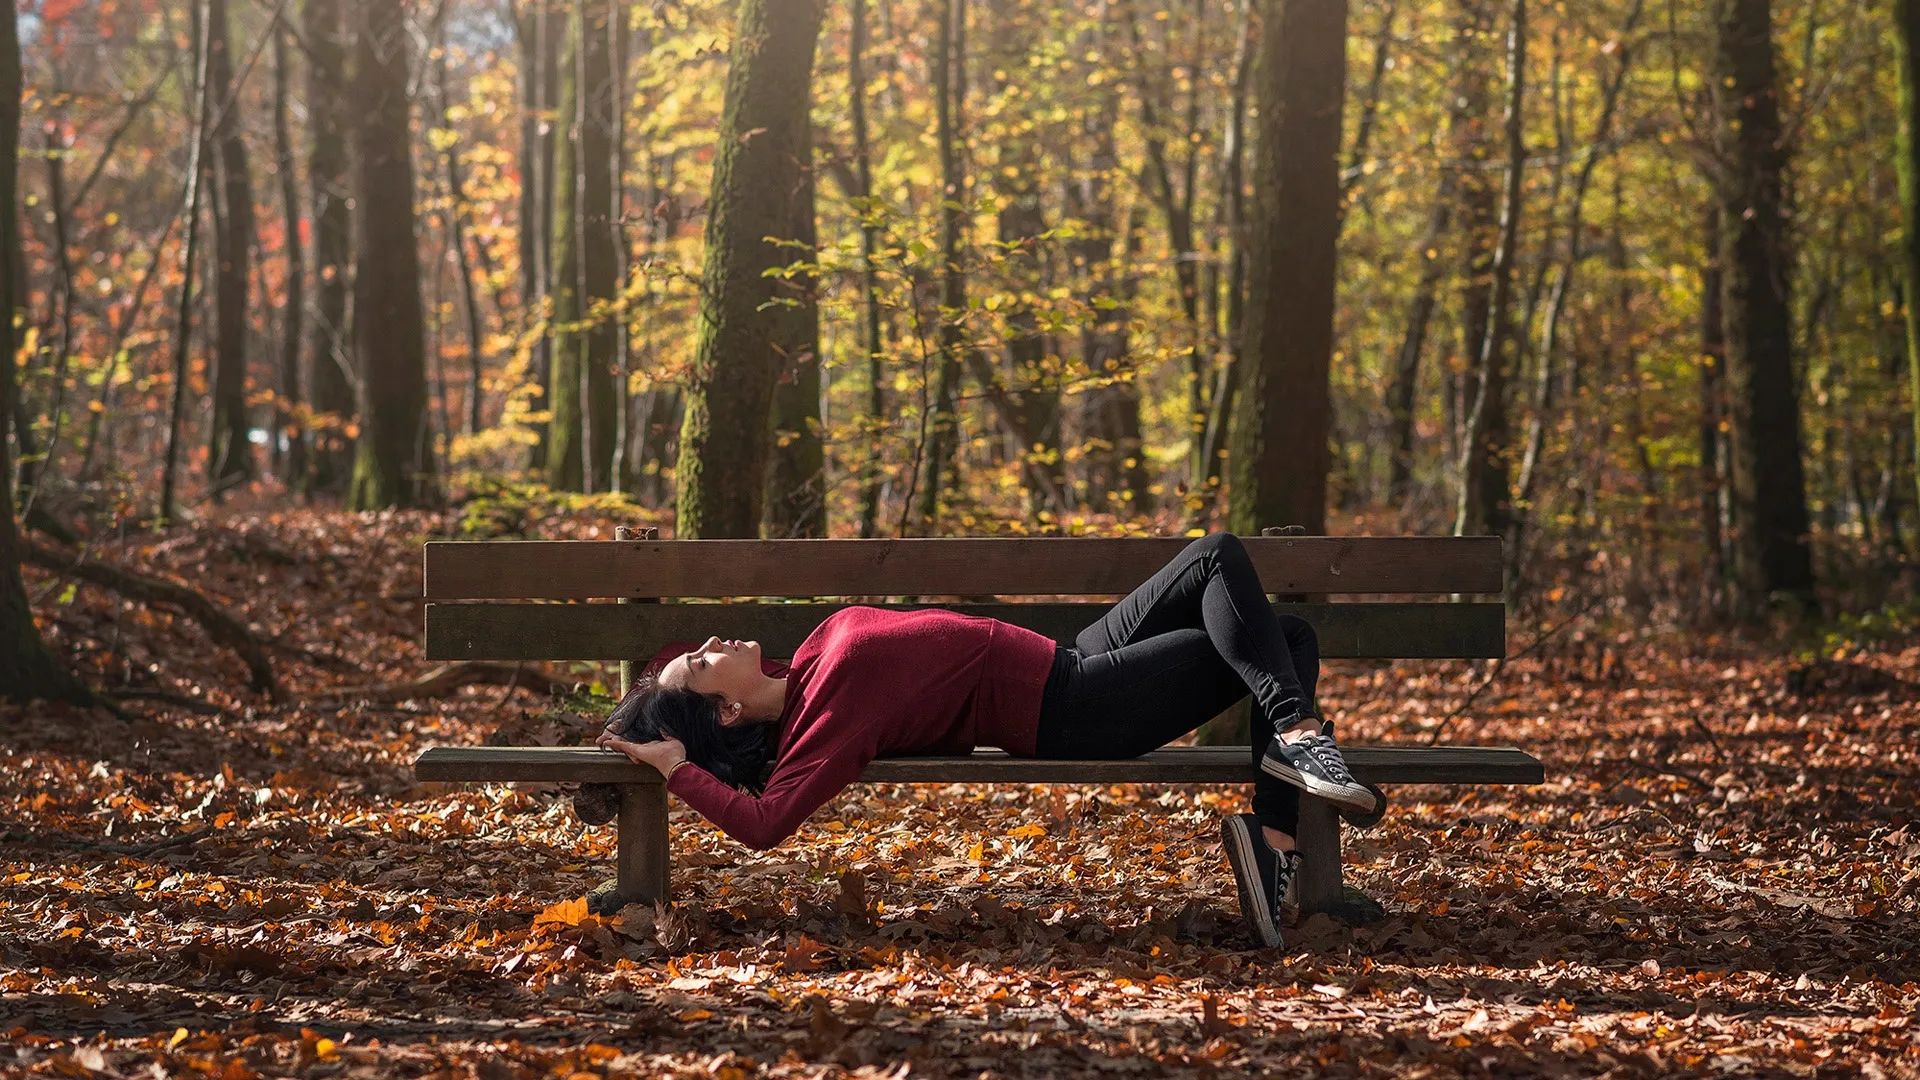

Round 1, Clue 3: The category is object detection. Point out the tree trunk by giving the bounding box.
[272,15,307,487]
[916,0,968,533]
[764,110,826,539]
[1713,0,1813,610]
[346,0,431,509]
[991,0,1063,523]
[205,0,255,498]
[0,1,85,704]
[851,0,888,537]
[1226,0,1347,538]
[160,0,214,524]
[1386,192,1452,505]
[517,0,562,473]
[430,0,487,439]
[547,0,620,492]
[1699,203,1730,605]
[1454,0,1526,544]
[1449,0,1497,476]
[674,0,825,538]
[1898,0,1920,531]
[305,0,354,494]
[1192,0,1255,525]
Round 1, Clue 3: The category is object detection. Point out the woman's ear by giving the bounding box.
[722,700,743,726]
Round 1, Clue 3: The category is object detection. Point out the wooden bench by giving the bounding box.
[412,529,1544,918]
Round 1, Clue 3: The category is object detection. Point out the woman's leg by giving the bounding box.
[1035,613,1324,839]
[1073,532,1311,732]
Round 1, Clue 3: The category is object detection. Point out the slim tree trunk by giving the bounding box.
[1226,0,1347,537]
[547,0,619,492]
[0,1,85,703]
[852,0,888,537]
[430,0,487,438]
[916,0,968,533]
[991,0,1063,522]
[160,0,214,524]
[1386,192,1452,505]
[764,117,826,539]
[1454,0,1526,545]
[674,0,825,538]
[1897,0,1920,526]
[517,0,562,473]
[305,0,353,494]
[206,0,255,497]
[1713,0,1813,610]
[1450,0,1498,475]
[272,15,307,486]
[1192,0,1254,524]
[346,0,431,509]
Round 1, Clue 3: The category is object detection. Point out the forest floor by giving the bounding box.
[3,507,1918,1078]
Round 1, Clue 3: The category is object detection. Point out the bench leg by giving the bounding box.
[587,783,669,914]
[1295,796,1344,914]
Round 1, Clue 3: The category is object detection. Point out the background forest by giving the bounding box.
[2,0,1918,634]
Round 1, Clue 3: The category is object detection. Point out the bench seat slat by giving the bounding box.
[424,537,1505,599]
[414,745,1545,786]
[425,601,1507,661]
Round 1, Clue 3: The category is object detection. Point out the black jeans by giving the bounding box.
[1033,531,1318,836]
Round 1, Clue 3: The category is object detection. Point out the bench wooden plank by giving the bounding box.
[424,537,1505,599]
[424,601,1507,661]
[413,744,1546,786]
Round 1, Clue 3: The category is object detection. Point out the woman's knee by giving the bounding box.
[1190,530,1245,561]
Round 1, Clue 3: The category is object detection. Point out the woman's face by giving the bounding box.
[657,636,764,725]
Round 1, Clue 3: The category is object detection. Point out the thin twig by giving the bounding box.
[1425,592,1607,745]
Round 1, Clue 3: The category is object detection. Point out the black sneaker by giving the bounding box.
[1222,814,1301,948]
[1261,725,1378,815]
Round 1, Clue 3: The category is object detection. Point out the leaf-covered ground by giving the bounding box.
[4,510,1918,1078]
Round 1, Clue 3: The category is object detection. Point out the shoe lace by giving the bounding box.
[1305,735,1355,783]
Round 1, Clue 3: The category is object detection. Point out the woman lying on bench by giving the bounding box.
[595,531,1375,947]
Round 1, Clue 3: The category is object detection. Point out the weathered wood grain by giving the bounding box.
[423,536,1504,599]
[413,744,1546,786]
[423,600,1505,661]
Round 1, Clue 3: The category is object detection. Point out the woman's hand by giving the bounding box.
[595,728,687,779]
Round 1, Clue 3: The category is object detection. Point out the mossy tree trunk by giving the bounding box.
[547,0,620,493]
[304,0,355,495]
[1226,0,1347,538]
[0,5,85,704]
[675,0,825,538]
[346,0,431,510]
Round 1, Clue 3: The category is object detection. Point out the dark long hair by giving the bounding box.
[605,672,776,794]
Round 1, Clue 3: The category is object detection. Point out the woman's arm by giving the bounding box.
[600,724,867,851]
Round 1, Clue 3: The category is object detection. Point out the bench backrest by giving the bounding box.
[422,536,1505,662]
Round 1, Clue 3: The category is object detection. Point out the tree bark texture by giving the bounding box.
[1712,0,1813,609]
[674,0,825,538]
[346,0,431,510]
[0,3,84,703]
[272,16,307,486]
[763,107,825,539]
[206,0,256,496]
[517,0,562,473]
[851,0,887,537]
[1226,0,1347,538]
[1454,0,1525,543]
[916,0,968,533]
[304,0,354,494]
[547,0,620,493]
[1897,0,1920,528]
[991,0,1064,522]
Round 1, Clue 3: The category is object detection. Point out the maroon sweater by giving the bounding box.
[653,606,1057,850]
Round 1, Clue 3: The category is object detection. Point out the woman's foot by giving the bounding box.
[1222,814,1301,948]
[1261,720,1378,815]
